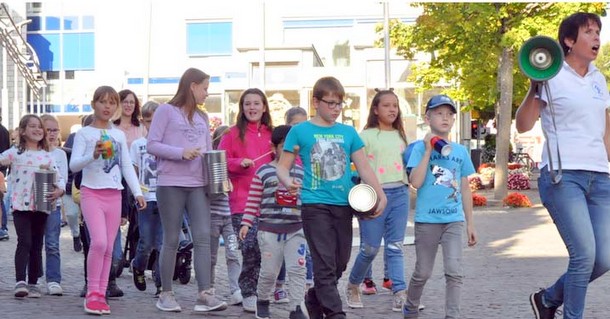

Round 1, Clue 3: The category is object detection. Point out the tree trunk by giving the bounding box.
[494,47,513,200]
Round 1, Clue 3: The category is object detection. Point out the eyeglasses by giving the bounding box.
[318,98,345,110]
[46,128,60,133]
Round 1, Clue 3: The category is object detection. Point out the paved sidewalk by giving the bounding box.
[0,189,608,318]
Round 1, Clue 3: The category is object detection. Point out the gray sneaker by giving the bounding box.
[242,295,257,313]
[14,281,28,298]
[194,289,227,312]
[392,290,406,312]
[156,291,182,312]
[228,289,243,305]
[28,284,42,298]
[345,283,363,309]
[47,281,63,296]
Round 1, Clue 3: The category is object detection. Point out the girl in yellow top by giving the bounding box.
[345,89,410,312]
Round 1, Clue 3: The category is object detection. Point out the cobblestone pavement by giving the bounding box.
[0,189,609,318]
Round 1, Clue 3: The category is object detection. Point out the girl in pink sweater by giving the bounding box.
[218,88,273,312]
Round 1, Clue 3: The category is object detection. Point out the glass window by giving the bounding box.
[186,22,232,56]
[266,91,300,125]
[82,16,94,30]
[63,32,95,70]
[204,95,221,113]
[251,63,299,87]
[63,16,79,30]
[342,92,361,128]
[224,91,241,125]
[27,33,60,71]
[27,16,41,32]
[45,16,61,31]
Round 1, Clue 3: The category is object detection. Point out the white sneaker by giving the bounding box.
[28,284,42,298]
[47,282,63,296]
[156,291,182,312]
[242,295,257,313]
[228,289,243,305]
[345,283,363,308]
[194,289,227,312]
[392,290,406,312]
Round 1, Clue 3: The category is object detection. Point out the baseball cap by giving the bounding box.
[425,94,457,113]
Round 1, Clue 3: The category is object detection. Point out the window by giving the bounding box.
[46,71,59,80]
[186,22,232,56]
[65,70,75,79]
[27,15,95,71]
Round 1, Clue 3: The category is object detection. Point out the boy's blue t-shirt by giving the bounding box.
[283,121,365,205]
[406,141,475,223]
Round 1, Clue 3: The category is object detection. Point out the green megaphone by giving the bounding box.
[518,36,564,82]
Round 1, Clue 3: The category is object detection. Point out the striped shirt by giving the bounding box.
[210,193,231,216]
[242,163,304,234]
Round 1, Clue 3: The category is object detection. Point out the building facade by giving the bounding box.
[3,1,458,141]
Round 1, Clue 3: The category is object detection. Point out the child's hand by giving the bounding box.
[285,179,302,196]
[240,158,254,168]
[369,193,388,219]
[238,225,250,240]
[48,185,64,200]
[94,141,104,159]
[135,196,147,211]
[422,133,433,152]
[0,157,10,166]
[182,147,201,161]
[467,224,477,247]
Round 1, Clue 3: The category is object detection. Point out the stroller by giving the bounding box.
[119,195,193,285]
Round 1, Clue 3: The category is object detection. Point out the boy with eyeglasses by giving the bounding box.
[277,76,387,319]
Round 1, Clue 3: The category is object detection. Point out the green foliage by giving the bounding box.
[379,2,606,117]
[597,42,610,89]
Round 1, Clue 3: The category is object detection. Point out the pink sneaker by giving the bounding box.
[84,292,106,315]
[360,279,377,295]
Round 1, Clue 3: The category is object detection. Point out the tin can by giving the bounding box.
[203,150,231,195]
[430,136,452,156]
[33,170,56,212]
[348,184,379,217]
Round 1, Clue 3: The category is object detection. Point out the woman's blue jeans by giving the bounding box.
[538,168,610,319]
[348,185,409,293]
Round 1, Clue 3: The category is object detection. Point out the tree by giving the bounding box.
[382,2,605,200]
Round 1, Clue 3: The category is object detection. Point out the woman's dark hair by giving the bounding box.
[363,89,408,145]
[168,68,210,124]
[558,12,602,56]
[113,89,141,127]
[235,88,273,142]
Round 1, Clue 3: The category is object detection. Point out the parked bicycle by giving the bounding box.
[509,147,536,173]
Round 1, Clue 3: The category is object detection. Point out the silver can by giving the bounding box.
[348,184,379,217]
[33,170,56,212]
[203,150,231,195]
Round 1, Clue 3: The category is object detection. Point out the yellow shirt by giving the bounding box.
[359,128,408,185]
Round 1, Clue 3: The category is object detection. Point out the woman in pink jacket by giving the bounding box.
[218,88,273,312]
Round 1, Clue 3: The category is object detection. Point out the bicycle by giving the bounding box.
[509,148,536,173]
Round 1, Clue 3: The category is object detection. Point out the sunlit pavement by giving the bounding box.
[0,188,608,318]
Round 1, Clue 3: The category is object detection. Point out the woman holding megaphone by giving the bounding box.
[516,12,610,319]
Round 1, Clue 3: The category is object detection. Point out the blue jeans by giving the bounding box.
[348,185,409,293]
[132,201,162,286]
[44,207,62,283]
[538,168,610,319]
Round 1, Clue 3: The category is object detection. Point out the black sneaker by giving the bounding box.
[304,288,324,319]
[80,283,87,298]
[131,260,146,291]
[289,305,307,319]
[530,289,558,319]
[255,299,270,319]
[73,236,82,252]
[106,280,124,298]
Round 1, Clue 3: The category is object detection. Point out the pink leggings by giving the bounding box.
[80,187,121,295]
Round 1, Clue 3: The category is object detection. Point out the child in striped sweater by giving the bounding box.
[239,125,307,319]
